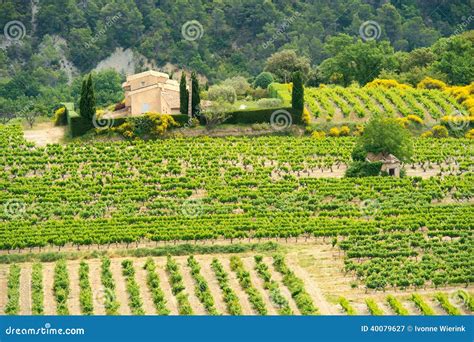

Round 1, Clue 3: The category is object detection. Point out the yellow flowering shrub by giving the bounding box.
[311,131,326,139]
[417,77,447,90]
[329,127,340,137]
[465,129,474,139]
[431,125,449,138]
[339,125,351,136]
[53,107,67,126]
[365,79,411,90]
[407,114,423,125]
[302,107,311,125]
[421,131,433,138]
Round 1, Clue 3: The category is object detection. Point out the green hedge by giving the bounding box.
[225,107,302,125]
[345,161,383,177]
[67,105,92,137]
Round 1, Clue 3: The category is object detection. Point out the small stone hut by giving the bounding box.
[366,152,401,177]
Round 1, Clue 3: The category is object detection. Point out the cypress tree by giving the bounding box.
[191,71,201,117]
[292,71,304,115]
[179,73,189,114]
[79,74,96,122]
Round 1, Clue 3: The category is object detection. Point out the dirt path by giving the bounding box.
[195,256,227,315]
[19,264,31,315]
[23,122,66,147]
[155,257,179,315]
[87,259,106,315]
[263,257,300,315]
[222,256,254,315]
[175,257,207,315]
[42,263,56,315]
[67,261,81,315]
[285,251,335,315]
[109,259,131,315]
[0,264,7,314]
[133,259,156,315]
[241,257,278,315]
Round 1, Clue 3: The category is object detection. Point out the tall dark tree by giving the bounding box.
[292,71,304,115]
[191,71,200,117]
[79,74,96,122]
[180,73,189,114]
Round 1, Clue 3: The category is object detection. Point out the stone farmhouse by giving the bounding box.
[366,152,401,177]
[122,70,180,115]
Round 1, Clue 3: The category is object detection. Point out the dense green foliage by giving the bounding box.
[273,255,318,315]
[5,264,21,315]
[100,257,121,315]
[79,261,94,315]
[230,256,267,315]
[31,263,44,315]
[166,256,193,315]
[211,258,242,315]
[143,258,170,315]
[187,256,218,315]
[122,259,145,315]
[79,74,96,121]
[53,259,70,315]
[291,72,304,115]
[1,0,472,117]
[0,126,473,290]
[254,255,292,315]
[180,73,189,115]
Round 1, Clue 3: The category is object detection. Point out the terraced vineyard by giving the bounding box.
[271,83,470,122]
[0,246,472,316]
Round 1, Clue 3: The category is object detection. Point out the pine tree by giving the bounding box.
[191,71,201,117]
[179,73,189,114]
[292,71,304,115]
[79,74,96,121]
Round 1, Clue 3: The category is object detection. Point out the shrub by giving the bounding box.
[302,107,311,125]
[250,87,269,100]
[407,114,424,125]
[222,76,251,97]
[365,79,411,90]
[53,107,68,126]
[254,72,274,89]
[68,109,92,137]
[345,161,382,177]
[256,98,283,108]
[328,127,340,137]
[431,125,449,138]
[421,131,433,138]
[208,85,237,103]
[417,77,447,90]
[465,128,474,139]
[311,131,326,139]
[114,113,179,139]
[339,125,351,136]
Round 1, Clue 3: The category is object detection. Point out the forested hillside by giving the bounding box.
[0,0,473,115]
